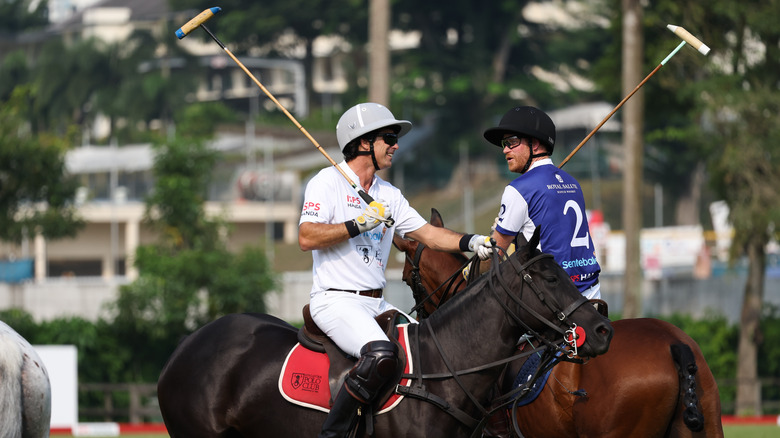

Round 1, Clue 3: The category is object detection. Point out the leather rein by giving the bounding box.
[405,242,465,319]
[397,244,590,436]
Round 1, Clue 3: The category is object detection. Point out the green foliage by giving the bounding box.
[659,313,739,380]
[0,87,85,244]
[108,135,278,379]
[169,0,365,55]
[0,0,48,33]
[0,51,29,100]
[0,309,132,383]
[658,310,780,413]
[705,84,780,256]
[174,102,239,139]
[758,304,780,405]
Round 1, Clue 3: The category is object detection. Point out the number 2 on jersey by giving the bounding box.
[563,200,590,249]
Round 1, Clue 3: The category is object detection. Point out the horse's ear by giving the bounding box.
[529,226,541,251]
[430,208,444,228]
[514,232,530,251]
[393,234,410,252]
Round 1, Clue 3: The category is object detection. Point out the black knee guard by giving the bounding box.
[344,340,399,403]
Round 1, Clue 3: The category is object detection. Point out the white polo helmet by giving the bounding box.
[336,103,412,151]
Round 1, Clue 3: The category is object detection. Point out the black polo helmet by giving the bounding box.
[483,106,556,153]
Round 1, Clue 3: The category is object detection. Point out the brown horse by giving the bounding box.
[157,225,613,438]
[392,209,724,438]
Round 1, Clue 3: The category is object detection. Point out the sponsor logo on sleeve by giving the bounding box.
[301,201,321,217]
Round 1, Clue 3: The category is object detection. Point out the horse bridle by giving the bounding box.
[489,247,590,354]
[405,242,465,319]
[398,245,591,437]
[405,241,588,354]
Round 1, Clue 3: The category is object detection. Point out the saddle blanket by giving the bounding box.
[279,323,412,414]
[511,349,552,407]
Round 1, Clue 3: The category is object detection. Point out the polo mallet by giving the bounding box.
[176,7,394,225]
[558,24,710,169]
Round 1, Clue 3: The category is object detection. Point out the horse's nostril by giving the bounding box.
[596,324,613,338]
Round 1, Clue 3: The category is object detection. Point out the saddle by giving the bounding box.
[286,305,411,411]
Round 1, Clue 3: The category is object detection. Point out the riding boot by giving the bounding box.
[318,384,364,438]
[482,408,512,438]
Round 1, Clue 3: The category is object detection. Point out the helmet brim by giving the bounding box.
[483,126,525,147]
[364,119,412,139]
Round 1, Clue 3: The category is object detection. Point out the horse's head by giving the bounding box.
[488,226,613,358]
[392,209,468,318]
[395,208,612,359]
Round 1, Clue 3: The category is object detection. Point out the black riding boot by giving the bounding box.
[318,384,364,438]
[319,340,399,438]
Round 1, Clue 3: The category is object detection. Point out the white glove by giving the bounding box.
[355,200,391,233]
[468,234,493,260]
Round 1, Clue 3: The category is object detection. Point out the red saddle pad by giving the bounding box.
[279,323,412,413]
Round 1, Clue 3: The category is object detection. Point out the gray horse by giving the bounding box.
[0,320,51,438]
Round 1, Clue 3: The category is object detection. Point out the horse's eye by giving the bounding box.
[545,276,559,284]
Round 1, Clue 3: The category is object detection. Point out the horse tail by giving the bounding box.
[670,343,705,432]
[0,332,24,438]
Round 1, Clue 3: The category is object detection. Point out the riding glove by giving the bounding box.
[468,234,493,260]
[354,200,391,234]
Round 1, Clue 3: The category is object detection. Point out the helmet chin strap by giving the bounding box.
[357,140,381,170]
[520,143,551,174]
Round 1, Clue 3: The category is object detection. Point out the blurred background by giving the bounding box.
[0,0,778,430]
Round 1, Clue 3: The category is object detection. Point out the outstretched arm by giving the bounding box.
[406,223,493,259]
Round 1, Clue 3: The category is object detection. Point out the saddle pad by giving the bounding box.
[279,323,413,414]
[510,350,552,407]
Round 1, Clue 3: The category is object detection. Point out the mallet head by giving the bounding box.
[176,7,222,39]
[667,24,710,55]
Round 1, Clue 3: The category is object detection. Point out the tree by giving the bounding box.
[0,0,48,34]
[0,86,84,246]
[111,133,278,379]
[706,86,780,415]
[618,0,644,319]
[695,1,780,416]
[169,0,366,112]
[387,0,612,190]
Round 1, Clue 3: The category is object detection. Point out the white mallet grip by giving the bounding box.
[176,7,222,39]
[667,24,710,55]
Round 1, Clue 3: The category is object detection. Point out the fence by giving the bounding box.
[79,383,161,423]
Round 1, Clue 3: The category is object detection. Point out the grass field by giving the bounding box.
[724,425,780,437]
[51,425,780,438]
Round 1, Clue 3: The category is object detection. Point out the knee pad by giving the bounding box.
[345,340,399,403]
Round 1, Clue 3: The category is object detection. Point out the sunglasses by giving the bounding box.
[500,135,527,149]
[376,132,398,146]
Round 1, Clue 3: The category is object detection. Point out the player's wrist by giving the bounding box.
[459,234,474,252]
[345,219,361,238]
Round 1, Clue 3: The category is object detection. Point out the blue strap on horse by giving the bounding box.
[510,348,549,407]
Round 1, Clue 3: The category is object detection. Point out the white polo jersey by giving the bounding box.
[299,161,427,296]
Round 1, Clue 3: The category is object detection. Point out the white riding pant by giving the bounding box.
[309,290,416,358]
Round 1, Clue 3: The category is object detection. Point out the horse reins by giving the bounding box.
[405,242,467,319]
[491,248,590,353]
[397,245,587,437]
